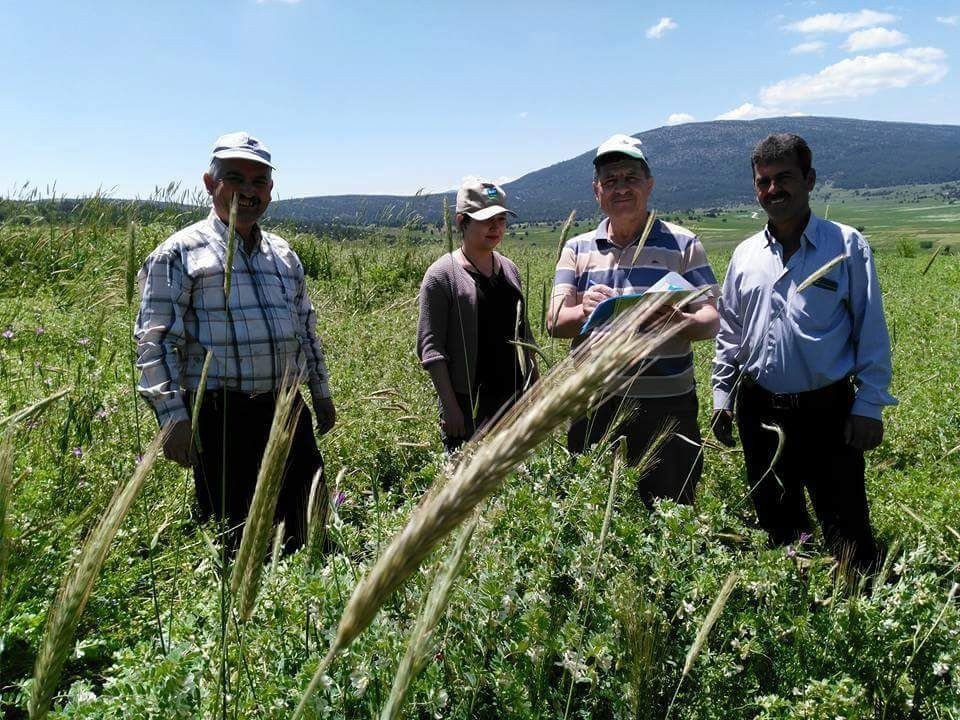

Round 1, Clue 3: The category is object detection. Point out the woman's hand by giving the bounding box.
[440,398,468,439]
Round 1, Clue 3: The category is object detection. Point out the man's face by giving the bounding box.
[753,156,815,225]
[203,158,273,228]
[593,158,654,222]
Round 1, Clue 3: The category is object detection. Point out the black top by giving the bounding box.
[464,265,526,423]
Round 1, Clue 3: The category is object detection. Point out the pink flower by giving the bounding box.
[332,490,347,509]
[35,326,45,336]
[2,328,13,340]
[71,447,83,458]
[78,337,91,346]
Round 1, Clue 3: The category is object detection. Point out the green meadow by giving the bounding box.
[0,189,958,719]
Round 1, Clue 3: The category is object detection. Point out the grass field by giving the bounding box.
[0,191,958,719]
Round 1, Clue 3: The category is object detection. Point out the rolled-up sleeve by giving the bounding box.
[134,249,190,427]
[847,234,897,419]
[712,256,744,411]
[293,258,332,400]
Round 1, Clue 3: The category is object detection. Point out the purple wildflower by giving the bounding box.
[95,408,109,420]
[71,447,83,458]
[36,326,45,336]
[135,453,144,464]
[332,490,347,509]
[78,337,91,346]
[2,329,13,340]
[798,532,812,545]
[785,546,797,558]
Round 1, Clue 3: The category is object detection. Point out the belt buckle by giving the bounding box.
[769,392,796,410]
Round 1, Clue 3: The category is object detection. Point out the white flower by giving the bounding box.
[350,670,369,695]
[932,661,949,677]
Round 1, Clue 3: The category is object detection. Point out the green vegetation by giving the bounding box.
[0,193,958,719]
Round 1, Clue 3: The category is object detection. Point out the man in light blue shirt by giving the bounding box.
[711,133,896,571]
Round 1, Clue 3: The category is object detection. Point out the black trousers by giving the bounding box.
[441,389,518,454]
[567,391,702,505]
[192,389,326,553]
[736,379,878,570]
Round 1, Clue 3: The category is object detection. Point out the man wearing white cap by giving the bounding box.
[135,131,336,550]
[548,134,719,504]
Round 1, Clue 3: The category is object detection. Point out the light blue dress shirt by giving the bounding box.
[712,214,897,420]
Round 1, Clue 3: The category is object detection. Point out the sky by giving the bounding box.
[2,0,957,201]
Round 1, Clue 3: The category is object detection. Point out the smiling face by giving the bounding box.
[203,158,273,233]
[460,213,508,253]
[593,157,654,226]
[753,156,816,226]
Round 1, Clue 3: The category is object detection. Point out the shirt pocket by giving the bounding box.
[793,267,848,332]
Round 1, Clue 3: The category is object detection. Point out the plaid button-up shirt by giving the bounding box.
[135,211,331,427]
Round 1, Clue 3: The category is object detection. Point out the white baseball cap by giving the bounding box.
[211,131,276,169]
[594,133,647,165]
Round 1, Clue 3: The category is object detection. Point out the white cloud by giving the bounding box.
[666,112,695,125]
[843,27,908,51]
[790,41,826,54]
[760,47,948,104]
[518,111,529,119]
[646,17,678,39]
[936,16,959,26]
[256,0,302,4]
[788,9,896,33]
[714,103,805,121]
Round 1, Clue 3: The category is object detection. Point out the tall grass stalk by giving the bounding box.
[0,387,71,430]
[664,570,739,719]
[230,380,302,622]
[125,221,136,306]
[28,430,166,720]
[380,507,482,720]
[294,289,700,717]
[0,431,13,607]
[921,244,944,275]
[306,467,336,568]
[442,196,453,255]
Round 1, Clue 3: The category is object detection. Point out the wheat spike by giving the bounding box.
[28,430,166,720]
[796,253,844,293]
[293,289,699,717]
[222,193,238,300]
[0,387,72,430]
[230,379,302,622]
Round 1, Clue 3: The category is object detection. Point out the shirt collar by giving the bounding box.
[763,211,819,249]
[595,216,652,250]
[208,209,266,253]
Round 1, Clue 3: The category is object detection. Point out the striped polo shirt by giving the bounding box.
[553,217,718,398]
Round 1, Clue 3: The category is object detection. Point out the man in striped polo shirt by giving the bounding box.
[548,134,719,504]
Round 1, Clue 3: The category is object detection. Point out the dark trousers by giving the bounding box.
[567,391,702,505]
[736,379,878,570]
[441,389,518,454]
[192,389,326,553]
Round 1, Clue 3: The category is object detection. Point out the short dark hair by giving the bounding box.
[593,152,651,181]
[750,133,813,177]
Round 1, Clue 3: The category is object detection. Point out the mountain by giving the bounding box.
[268,117,960,225]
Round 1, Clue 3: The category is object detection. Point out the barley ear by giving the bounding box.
[28,430,166,720]
[796,253,844,293]
[223,193,239,300]
[554,209,577,262]
[681,570,738,678]
[0,387,72,430]
[230,379,302,622]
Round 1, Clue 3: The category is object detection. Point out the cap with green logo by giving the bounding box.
[456,177,517,220]
[594,133,647,166]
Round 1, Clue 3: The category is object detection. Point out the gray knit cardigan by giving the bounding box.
[416,251,534,396]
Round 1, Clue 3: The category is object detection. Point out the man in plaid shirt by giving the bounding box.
[135,131,335,550]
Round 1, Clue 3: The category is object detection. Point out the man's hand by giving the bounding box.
[712,409,736,447]
[581,284,616,317]
[440,399,467,440]
[163,420,196,468]
[313,397,337,435]
[845,414,883,451]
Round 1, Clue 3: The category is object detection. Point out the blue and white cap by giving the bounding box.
[594,133,647,165]
[211,131,275,170]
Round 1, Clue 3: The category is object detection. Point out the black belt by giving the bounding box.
[740,375,853,411]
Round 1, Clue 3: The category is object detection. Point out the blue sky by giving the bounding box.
[2,0,957,200]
